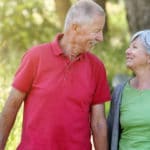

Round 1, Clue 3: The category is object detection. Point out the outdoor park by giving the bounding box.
[0,0,149,149]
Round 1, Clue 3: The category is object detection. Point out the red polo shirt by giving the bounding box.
[13,34,110,150]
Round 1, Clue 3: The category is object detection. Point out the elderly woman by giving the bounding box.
[107,30,150,150]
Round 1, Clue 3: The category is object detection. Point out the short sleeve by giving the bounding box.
[12,50,37,93]
[92,62,111,104]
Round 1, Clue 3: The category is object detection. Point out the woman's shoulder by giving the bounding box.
[111,81,128,103]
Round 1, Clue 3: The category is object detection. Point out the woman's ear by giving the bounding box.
[147,54,150,64]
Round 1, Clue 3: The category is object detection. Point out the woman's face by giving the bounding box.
[125,37,149,71]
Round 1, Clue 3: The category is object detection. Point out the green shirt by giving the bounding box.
[119,82,150,150]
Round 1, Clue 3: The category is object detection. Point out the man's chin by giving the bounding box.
[89,45,96,51]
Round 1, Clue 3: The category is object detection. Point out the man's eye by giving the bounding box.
[94,29,101,33]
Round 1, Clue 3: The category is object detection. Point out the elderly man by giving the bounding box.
[0,0,110,150]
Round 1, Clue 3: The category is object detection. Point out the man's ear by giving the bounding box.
[70,23,80,33]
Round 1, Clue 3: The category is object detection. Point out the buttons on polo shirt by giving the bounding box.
[62,56,80,81]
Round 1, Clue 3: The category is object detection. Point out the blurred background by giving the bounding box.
[0,0,150,149]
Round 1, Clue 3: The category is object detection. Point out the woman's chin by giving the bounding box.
[126,63,133,70]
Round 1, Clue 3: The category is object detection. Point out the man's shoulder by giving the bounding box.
[86,52,104,67]
[29,42,51,54]
[24,42,53,58]
[21,42,52,62]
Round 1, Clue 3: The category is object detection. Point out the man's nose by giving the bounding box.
[95,32,103,42]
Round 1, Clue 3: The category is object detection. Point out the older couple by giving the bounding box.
[0,0,150,149]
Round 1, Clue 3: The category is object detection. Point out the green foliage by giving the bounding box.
[0,0,132,149]
[0,50,22,150]
[93,1,131,88]
[0,0,60,53]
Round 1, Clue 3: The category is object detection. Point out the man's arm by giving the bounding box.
[91,104,108,150]
[0,87,26,150]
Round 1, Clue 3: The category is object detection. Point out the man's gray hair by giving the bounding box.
[64,0,105,31]
[131,29,150,54]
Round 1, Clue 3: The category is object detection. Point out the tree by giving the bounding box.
[55,0,108,32]
[54,0,71,29]
[125,0,150,34]
[0,0,60,53]
[93,0,108,32]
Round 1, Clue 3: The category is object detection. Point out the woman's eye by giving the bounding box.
[133,46,137,49]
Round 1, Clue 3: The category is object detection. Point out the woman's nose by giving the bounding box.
[125,47,131,54]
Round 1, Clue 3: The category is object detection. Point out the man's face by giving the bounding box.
[69,14,105,57]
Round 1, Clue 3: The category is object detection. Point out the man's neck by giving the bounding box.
[60,35,79,60]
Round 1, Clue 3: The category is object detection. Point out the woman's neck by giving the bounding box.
[131,72,150,90]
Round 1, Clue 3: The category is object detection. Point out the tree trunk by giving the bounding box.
[93,0,108,32]
[125,0,150,34]
[55,0,71,29]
